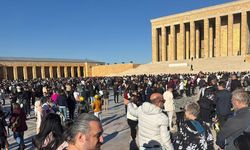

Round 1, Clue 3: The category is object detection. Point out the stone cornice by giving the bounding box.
[151,0,249,24]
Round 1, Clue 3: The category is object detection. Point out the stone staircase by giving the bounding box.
[115,56,250,76]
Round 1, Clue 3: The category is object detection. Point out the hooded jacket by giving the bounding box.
[128,102,173,150]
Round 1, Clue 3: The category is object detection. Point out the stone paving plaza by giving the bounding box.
[5,94,200,150]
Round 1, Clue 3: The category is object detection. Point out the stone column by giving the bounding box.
[13,66,18,80]
[57,66,61,78]
[179,23,185,60]
[3,66,7,79]
[32,66,37,79]
[161,26,167,61]
[204,19,209,58]
[71,66,75,77]
[170,25,176,61]
[186,26,190,59]
[195,24,200,58]
[209,22,214,57]
[228,14,233,56]
[41,66,45,79]
[49,66,53,78]
[152,27,158,63]
[241,11,248,55]
[23,66,28,80]
[77,66,81,77]
[84,63,89,77]
[190,21,195,59]
[64,66,68,77]
[216,16,221,57]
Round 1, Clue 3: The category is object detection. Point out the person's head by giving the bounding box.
[211,79,217,86]
[12,103,21,113]
[68,113,103,150]
[150,93,165,109]
[94,95,100,101]
[218,81,226,90]
[184,102,200,120]
[33,113,63,149]
[232,74,238,80]
[232,89,249,111]
[39,113,63,135]
[167,86,173,92]
[130,94,140,106]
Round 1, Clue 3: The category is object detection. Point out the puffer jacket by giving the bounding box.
[128,102,174,150]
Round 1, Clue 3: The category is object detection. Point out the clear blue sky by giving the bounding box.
[0,0,233,64]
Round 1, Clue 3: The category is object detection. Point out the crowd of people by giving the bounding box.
[0,71,249,150]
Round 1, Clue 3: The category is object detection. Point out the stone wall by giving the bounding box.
[91,64,140,77]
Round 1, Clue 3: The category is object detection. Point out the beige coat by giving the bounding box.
[163,91,175,112]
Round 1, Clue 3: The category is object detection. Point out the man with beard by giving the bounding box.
[67,113,103,150]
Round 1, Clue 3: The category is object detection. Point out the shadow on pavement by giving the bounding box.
[9,135,34,150]
[102,114,125,126]
[108,103,124,110]
[102,115,117,124]
[104,131,119,143]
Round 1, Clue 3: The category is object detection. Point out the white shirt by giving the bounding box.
[127,103,138,121]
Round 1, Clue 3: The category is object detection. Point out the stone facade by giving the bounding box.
[0,57,104,80]
[151,0,250,63]
[91,63,140,77]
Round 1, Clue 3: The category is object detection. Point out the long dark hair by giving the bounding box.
[32,113,64,150]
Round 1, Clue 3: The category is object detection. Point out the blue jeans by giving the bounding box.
[59,106,67,120]
[13,131,24,147]
[90,97,94,103]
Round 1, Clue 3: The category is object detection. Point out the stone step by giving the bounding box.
[115,56,250,76]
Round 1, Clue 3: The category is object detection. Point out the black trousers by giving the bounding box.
[69,108,75,119]
[114,92,119,103]
[127,119,138,140]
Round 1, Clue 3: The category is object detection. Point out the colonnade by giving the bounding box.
[152,10,250,63]
[1,65,85,80]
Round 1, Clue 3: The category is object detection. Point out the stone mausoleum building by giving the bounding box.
[0,57,104,80]
[151,0,250,63]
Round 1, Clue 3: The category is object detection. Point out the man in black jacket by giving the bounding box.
[216,89,250,149]
[215,81,232,127]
